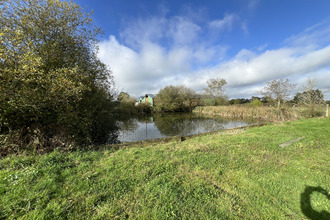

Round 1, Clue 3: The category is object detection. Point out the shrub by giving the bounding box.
[249,99,263,107]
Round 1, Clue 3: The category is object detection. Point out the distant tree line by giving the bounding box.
[117,78,228,114]
[118,77,326,116]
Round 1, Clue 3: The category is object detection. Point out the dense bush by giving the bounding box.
[248,99,263,107]
[0,0,117,152]
[229,98,250,105]
[154,85,198,112]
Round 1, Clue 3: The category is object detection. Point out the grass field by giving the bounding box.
[0,117,329,219]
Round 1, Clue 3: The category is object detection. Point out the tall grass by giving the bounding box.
[193,105,327,122]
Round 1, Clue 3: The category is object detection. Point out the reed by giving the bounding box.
[193,105,326,122]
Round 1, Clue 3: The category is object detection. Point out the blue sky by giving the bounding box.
[74,0,330,99]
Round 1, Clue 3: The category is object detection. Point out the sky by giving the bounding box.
[73,0,330,100]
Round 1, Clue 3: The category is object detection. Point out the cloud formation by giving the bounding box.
[98,11,330,99]
[209,14,238,31]
[185,45,330,98]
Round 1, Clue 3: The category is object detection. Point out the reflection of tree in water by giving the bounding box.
[118,115,154,131]
[117,118,139,132]
[115,113,253,143]
[153,113,226,136]
[153,114,196,136]
[136,116,154,124]
[198,118,226,133]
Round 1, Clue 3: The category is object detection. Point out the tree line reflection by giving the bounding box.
[113,113,253,143]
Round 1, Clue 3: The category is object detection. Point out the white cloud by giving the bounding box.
[209,14,238,31]
[98,13,229,97]
[183,45,330,99]
[99,36,192,95]
[241,21,249,35]
[119,17,166,49]
[168,16,201,45]
[285,20,330,48]
[99,13,330,100]
[257,43,268,51]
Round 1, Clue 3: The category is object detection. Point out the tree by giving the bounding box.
[293,90,324,105]
[229,98,250,105]
[0,0,117,149]
[203,78,227,105]
[260,78,296,107]
[118,92,136,104]
[155,85,197,112]
[181,87,200,110]
[293,78,324,116]
[117,92,137,116]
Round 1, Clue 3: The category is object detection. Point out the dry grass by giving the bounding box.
[193,105,326,122]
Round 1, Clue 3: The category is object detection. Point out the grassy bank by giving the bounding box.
[193,105,327,122]
[1,117,329,219]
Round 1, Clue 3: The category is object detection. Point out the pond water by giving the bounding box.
[116,113,256,143]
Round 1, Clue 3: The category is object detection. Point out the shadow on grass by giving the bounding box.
[300,186,330,220]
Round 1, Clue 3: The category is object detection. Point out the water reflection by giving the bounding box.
[116,113,254,143]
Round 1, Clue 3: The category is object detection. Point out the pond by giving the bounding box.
[116,113,256,143]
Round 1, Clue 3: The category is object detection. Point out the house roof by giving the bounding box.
[140,94,156,99]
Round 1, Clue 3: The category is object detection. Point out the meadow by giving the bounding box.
[0,117,329,219]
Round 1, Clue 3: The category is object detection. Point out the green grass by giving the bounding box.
[1,117,329,219]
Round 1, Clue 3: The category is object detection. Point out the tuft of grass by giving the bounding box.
[0,117,329,219]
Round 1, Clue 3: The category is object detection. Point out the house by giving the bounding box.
[139,94,156,106]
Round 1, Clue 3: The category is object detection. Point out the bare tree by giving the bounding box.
[203,78,227,105]
[260,78,296,107]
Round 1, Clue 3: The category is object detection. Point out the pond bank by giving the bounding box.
[1,117,329,219]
